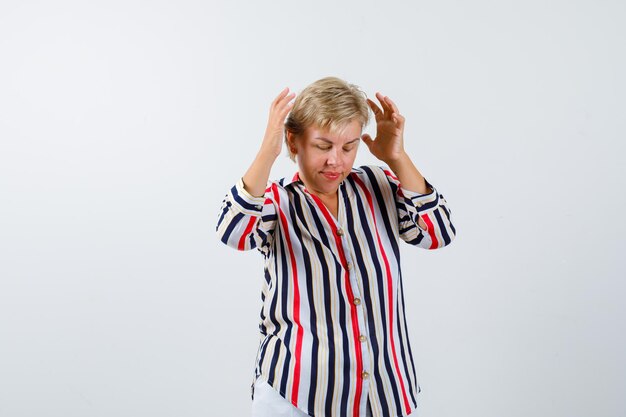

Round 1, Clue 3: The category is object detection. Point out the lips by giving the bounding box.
[322,172,341,180]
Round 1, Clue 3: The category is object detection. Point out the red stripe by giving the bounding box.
[383,169,399,181]
[354,176,411,414]
[421,214,439,249]
[306,190,363,417]
[238,216,257,251]
[272,184,304,405]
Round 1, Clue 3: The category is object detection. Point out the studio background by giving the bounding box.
[1,1,624,416]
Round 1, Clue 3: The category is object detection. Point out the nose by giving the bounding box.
[326,147,339,166]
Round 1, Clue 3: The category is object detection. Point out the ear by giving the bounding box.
[286,131,297,155]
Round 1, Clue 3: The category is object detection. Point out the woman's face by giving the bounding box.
[289,120,362,198]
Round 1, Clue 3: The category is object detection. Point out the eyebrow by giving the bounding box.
[314,137,360,144]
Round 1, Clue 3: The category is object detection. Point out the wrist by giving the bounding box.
[257,145,280,163]
[385,151,410,171]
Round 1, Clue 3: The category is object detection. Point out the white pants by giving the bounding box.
[251,377,373,417]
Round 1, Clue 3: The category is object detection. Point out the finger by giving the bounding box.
[384,95,401,115]
[279,92,296,107]
[272,87,291,106]
[276,92,296,113]
[279,92,295,106]
[279,100,295,117]
[375,92,393,116]
[366,98,383,120]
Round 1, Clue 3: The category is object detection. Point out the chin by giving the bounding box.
[312,180,339,195]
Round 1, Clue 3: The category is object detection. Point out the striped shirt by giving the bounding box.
[216,165,456,417]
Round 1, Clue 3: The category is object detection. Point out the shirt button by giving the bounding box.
[347,262,353,270]
[336,228,344,236]
[359,335,366,342]
[353,298,361,306]
[361,371,369,379]
[255,205,263,210]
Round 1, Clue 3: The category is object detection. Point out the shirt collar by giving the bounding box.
[280,171,301,188]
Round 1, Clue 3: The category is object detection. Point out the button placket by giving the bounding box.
[345,258,373,403]
[347,262,373,406]
[336,225,352,273]
[336,218,373,409]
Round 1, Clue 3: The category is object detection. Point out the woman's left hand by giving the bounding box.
[361,92,407,164]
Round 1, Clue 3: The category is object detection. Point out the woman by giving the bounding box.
[216,77,456,417]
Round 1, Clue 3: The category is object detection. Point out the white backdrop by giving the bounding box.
[1,1,624,416]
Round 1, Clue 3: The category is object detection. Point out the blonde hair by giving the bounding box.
[284,77,370,161]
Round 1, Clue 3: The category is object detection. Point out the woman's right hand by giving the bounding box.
[259,87,296,159]
[241,88,296,197]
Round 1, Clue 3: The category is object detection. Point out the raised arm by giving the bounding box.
[242,87,295,196]
[362,92,456,249]
[216,88,295,252]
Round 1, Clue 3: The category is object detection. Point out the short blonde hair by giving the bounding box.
[284,77,370,161]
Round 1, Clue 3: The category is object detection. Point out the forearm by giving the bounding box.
[386,152,431,195]
[242,149,277,197]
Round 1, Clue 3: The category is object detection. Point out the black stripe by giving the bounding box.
[395,284,416,407]
[399,225,416,235]
[277,228,294,395]
[267,239,282,335]
[262,213,278,222]
[231,185,262,212]
[405,234,425,246]
[220,212,244,245]
[410,192,439,212]
[290,191,319,413]
[258,268,271,336]
[217,199,231,229]
[397,273,419,406]
[441,205,456,236]
[256,229,267,247]
[248,233,258,250]
[257,334,272,378]
[363,166,401,262]
[267,336,281,386]
[398,214,412,222]
[264,266,272,288]
[434,209,451,246]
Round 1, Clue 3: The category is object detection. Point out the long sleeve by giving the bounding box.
[216,178,277,253]
[382,167,456,249]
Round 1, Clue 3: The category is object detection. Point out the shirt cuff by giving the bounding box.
[400,178,440,213]
[229,178,267,215]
